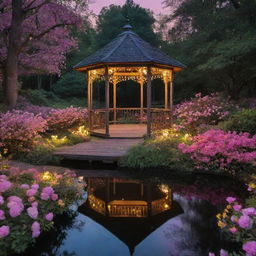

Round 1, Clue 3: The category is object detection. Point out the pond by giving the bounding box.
[22,170,245,256]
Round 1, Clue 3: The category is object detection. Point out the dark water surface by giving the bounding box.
[23,171,244,256]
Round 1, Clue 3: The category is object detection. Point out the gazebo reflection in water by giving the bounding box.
[78,178,183,254]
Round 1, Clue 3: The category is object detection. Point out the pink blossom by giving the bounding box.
[28,196,36,202]
[238,215,252,229]
[233,204,242,211]
[45,212,54,221]
[226,197,236,204]
[31,221,40,238]
[31,202,38,208]
[220,249,228,256]
[0,180,12,192]
[31,184,39,190]
[20,184,30,189]
[51,193,58,201]
[229,227,238,234]
[7,196,24,218]
[243,241,256,256]
[42,186,54,196]
[0,210,5,220]
[208,253,215,256]
[0,195,4,205]
[0,225,10,238]
[40,192,50,200]
[27,207,38,219]
[242,207,256,216]
[26,189,37,197]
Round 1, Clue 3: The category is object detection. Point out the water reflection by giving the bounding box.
[21,175,241,256]
[78,178,183,254]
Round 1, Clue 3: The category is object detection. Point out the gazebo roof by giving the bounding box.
[74,25,186,72]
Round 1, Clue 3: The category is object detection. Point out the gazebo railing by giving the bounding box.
[151,109,172,133]
[91,110,106,130]
[110,108,147,124]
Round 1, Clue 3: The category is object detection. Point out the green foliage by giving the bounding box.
[219,109,256,135]
[15,144,61,165]
[122,136,193,170]
[53,71,85,98]
[20,89,58,106]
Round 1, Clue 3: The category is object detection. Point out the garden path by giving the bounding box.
[54,137,142,162]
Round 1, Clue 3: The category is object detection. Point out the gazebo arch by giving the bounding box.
[74,24,185,137]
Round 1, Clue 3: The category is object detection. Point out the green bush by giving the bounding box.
[20,89,58,106]
[15,144,61,165]
[122,137,193,171]
[219,109,256,135]
[53,71,85,98]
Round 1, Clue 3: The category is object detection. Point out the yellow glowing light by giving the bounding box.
[183,133,191,141]
[71,126,89,138]
[164,204,169,209]
[159,184,169,194]
[42,171,52,181]
[78,176,84,182]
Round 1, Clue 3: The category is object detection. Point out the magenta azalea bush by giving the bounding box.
[174,93,233,134]
[46,107,88,132]
[0,167,84,255]
[0,111,47,154]
[211,184,256,256]
[179,129,256,174]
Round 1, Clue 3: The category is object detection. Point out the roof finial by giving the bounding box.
[123,16,132,30]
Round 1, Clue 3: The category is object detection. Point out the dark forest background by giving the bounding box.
[17,0,256,108]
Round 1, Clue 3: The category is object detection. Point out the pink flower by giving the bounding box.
[229,227,237,234]
[26,189,37,197]
[31,221,40,238]
[220,249,228,256]
[0,180,12,192]
[238,215,252,229]
[28,196,36,202]
[0,195,4,205]
[243,241,256,256]
[208,253,215,256]
[0,225,10,238]
[0,210,5,220]
[242,207,256,216]
[27,207,38,219]
[51,193,58,201]
[31,202,38,208]
[233,204,242,211]
[45,212,54,221]
[7,196,22,203]
[42,186,54,196]
[226,197,236,204]
[7,197,24,218]
[20,184,30,189]
[40,192,50,200]
[31,184,39,190]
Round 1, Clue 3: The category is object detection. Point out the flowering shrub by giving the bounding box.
[0,111,47,154]
[211,184,256,256]
[179,129,256,174]
[46,107,88,132]
[0,167,84,255]
[174,93,233,134]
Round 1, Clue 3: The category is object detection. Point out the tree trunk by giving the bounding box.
[5,0,23,108]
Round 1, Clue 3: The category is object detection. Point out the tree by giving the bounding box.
[0,0,87,108]
[161,0,256,100]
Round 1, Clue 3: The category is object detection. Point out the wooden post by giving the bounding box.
[146,67,152,137]
[113,79,117,123]
[170,71,173,125]
[164,78,168,109]
[140,78,144,123]
[105,67,110,137]
[87,71,92,130]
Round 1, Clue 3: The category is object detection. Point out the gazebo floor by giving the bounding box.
[91,124,147,139]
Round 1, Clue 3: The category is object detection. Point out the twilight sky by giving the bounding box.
[89,0,166,15]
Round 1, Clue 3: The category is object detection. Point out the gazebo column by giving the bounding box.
[113,79,117,123]
[87,71,92,130]
[146,67,152,137]
[169,71,173,125]
[105,67,110,136]
[164,77,168,109]
[140,78,144,123]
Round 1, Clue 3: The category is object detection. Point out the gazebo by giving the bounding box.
[74,24,185,137]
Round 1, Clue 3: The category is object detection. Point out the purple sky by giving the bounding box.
[89,0,167,15]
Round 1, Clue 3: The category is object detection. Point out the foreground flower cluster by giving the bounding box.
[0,106,88,154]
[210,184,256,256]
[174,93,233,134]
[179,129,256,174]
[0,167,84,255]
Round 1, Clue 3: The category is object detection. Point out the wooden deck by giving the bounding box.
[92,124,147,138]
[54,137,142,162]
